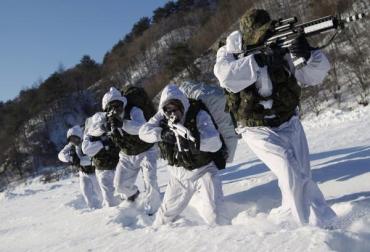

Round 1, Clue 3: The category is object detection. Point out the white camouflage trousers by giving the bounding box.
[95,169,116,207]
[114,146,160,214]
[79,171,101,209]
[154,163,223,226]
[242,116,336,227]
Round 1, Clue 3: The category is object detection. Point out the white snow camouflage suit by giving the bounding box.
[82,112,117,208]
[213,31,336,227]
[102,87,161,214]
[139,84,225,226]
[58,125,101,209]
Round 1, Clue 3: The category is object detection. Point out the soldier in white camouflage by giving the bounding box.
[58,125,101,209]
[214,9,336,227]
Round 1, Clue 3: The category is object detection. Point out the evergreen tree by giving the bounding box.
[152,7,168,24]
[165,43,200,80]
[131,17,151,38]
[177,0,195,12]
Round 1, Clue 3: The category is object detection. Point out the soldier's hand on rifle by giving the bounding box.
[289,33,311,61]
[107,116,123,138]
[108,116,123,129]
[253,53,268,67]
[253,46,284,68]
[161,128,176,144]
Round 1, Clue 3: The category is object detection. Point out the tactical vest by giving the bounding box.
[226,56,301,127]
[70,145,95,174]
[159,99,226,170]
[79,165,95,174]
[110,105,154,156]
[92,139,119,170]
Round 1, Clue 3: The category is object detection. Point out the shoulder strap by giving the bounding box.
[123,104,132,120]
[186,99,227,170]
[184,99,203,147]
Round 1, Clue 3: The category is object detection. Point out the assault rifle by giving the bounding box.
[68,145,80,166]
[106,110,124,137]
[168,115,196,152]
[244,12,367,68]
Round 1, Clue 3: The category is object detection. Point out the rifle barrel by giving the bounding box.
[242,12,366,55]
[343,13,366,23]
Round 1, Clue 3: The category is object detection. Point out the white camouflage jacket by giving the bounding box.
[213,30,331,96]
[58,143,91,167]
[82,108,147,158]
[139,84,222,180]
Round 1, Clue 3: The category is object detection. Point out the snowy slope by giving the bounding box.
[1,105,370,252]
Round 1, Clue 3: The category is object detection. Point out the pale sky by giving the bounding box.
[0,0,168,102]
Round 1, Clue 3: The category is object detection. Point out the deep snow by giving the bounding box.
[1,105,370,252]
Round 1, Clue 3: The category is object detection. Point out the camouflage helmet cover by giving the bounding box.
[240,9,272,46]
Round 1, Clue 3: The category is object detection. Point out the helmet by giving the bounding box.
[240,9,272,46]
[102,87,127,111]
[67,125,83,140]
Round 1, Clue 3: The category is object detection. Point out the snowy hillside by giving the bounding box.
[1,105,370,252]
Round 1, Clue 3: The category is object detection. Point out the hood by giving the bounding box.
[102,87,127,111]
[85,112,107,137]
[226,30,243,54]
[159,84,190,114]
[240,9,272,46]
[67,125,83,139]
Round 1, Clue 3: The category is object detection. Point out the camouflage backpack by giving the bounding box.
[121,85,156,121]
[110,85,155,155]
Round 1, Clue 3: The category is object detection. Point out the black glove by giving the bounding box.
[108,116,123,129]
[254,53,269,67]
[161,128,176,144]
[289,33,311,61]
[253,45,288,68]
[179,137,198,153]
[107,116,124,139]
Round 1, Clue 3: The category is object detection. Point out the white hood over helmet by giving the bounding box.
[67,125,83,139]
[159,84,190,114]
[102,87,127,111]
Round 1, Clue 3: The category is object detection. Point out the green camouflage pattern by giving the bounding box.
[110,128,153,156]
[225,61,301,128]
[159,99,213,170]
[121,85,156,121]
[110,85,154,155]
[240,9,272,46]
[92,143,119,170]
[80,165,95,174]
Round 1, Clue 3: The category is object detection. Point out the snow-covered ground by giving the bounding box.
[1,105,370,252]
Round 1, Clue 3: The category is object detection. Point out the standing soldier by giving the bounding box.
[139,84,224,226]
[102,87,161,215]
[58,125,101,209]
[82,112,119,207]
[213,9,336,227]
